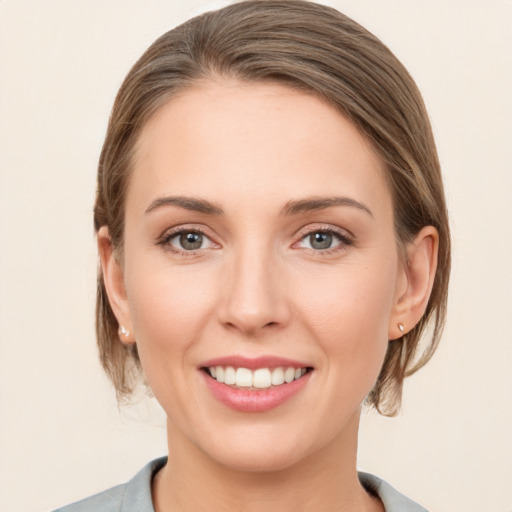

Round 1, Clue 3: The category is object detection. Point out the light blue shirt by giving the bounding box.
[53,457,427,512]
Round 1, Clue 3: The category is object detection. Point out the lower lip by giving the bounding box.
[202,371,312,413]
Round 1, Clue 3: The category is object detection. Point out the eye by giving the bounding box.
[296,229,352,251]
[165,230,215,252]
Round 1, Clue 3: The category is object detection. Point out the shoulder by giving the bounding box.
[358,472,428,512]
[52,483,126,512]
[52,457,167,512]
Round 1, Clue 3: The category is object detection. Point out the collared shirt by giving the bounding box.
[53,457,428,512]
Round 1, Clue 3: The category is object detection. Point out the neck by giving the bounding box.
[153,413,383,512]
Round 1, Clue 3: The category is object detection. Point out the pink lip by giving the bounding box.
[202,372,311,413]
[200,355,310,370]
[200,356,313,413]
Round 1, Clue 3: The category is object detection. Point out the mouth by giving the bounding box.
[202,365,312,390]
[199,356,314,412]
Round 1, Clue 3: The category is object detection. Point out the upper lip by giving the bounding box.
[200,355,312,370]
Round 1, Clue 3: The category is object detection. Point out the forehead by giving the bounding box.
[130,80,390,214]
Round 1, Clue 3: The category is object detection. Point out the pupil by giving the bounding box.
[180,232,202,250]
[310,232,332,250]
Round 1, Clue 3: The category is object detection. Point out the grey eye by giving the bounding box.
[297,230,346,251]
[179,232,204,250]
[164,229,216,253]
[309,232,334,250]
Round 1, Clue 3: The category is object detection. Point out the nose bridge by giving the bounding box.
[219,236,289,334]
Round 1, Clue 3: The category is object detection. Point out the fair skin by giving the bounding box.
[99,81,438,512]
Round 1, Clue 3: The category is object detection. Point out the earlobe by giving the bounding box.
[97,226,135,344]
[118,325,134,344]
[389,226,439,339]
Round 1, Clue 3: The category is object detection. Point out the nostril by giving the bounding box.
[222,317,281,333]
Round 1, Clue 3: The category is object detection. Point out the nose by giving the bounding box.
[217,245,291,336]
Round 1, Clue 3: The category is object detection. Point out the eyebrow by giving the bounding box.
[144,195,373,218]
[145,196,224,216]
[281,196,373,217]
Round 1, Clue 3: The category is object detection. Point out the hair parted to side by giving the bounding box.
[94,0,450,415]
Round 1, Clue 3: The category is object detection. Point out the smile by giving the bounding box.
[200,357,314,412]
[206,366,309,390]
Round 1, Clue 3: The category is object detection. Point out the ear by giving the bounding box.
[97,226,135,344]
[389,226,439,339]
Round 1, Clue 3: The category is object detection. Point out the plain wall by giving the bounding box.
[0,1,511,511]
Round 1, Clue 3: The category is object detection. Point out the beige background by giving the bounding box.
[1,1,511,511]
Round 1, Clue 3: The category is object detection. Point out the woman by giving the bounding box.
[55,1,450,510]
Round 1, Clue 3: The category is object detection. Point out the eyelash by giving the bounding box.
[293,225,354,255]
[156,225,218,256]
[156,225,354,256]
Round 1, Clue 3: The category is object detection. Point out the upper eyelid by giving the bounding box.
[159,223,217,240]
[294,223,354,240]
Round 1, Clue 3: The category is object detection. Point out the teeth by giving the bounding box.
[271,367,285,385]
[224,366,236,385]
[235,368,253,387]
[284,367,295,383]
[253,368,271,389]
[208,366,307,390]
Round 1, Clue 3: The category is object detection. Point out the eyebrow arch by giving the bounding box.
[145,196,224,216]
[281,196,373,217]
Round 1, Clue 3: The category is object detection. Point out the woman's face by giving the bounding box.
[110,81,408,471]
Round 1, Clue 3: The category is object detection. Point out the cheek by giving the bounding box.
[295,258,397,384]
[299,259,396,336]
[123,259,218,380]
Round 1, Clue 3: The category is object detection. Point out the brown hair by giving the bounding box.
[94,0,450,415]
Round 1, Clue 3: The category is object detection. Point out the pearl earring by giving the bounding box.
[398,323,405,333]
[119,325,130,338]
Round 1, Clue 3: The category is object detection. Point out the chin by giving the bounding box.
[192,418,347,475]
[208,441,311,474]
